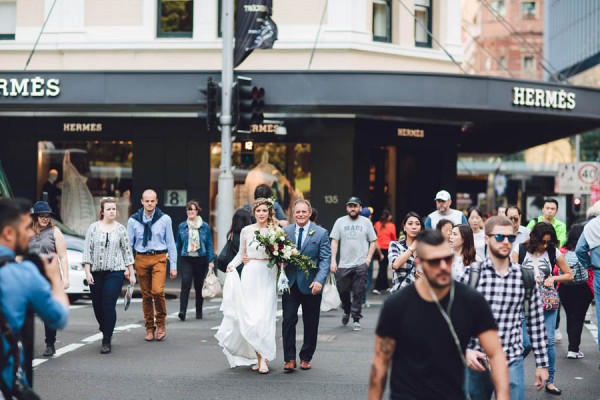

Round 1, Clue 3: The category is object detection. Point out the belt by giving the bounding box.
[137,250,168,256]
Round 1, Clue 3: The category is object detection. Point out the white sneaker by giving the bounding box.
[352,322,362,331]
[567,351,584,359]
[554,329,563,342]
[372,289,381,295]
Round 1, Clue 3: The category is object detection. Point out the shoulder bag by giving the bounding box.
[216,234,238,273]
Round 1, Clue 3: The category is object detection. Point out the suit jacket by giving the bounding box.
[283,223,331,295]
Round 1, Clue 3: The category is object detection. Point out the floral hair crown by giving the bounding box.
[254,197,275,210]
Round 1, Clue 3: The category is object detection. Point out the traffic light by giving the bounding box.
[200,77,218,132]
[241,138,254,165]
[234,76,265,132]
[572,196,583,215]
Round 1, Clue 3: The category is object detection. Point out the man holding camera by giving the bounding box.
[0,199,69,398]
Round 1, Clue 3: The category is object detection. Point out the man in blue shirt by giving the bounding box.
[127,189,177,342]
[0,199,68,397]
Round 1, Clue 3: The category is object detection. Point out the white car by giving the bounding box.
[63,233,90,302]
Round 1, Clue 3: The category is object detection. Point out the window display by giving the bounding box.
[37,141,133,235]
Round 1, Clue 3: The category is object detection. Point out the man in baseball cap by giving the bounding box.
[424,189,467,229]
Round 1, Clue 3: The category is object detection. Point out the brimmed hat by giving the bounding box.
[31,201,54,216]
[346,196,362,206]
[434,190,451,202]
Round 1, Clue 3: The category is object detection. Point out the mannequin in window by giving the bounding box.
[42,169,62,222]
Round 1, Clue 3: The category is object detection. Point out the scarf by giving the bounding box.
[584,215,600,250]
[187,217,203,253]
[131,207,165,247]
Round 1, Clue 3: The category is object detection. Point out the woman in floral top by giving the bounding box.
[83,198,136,354]
[387,212,423,293]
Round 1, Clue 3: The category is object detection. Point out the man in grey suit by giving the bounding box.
[282,199,331,371]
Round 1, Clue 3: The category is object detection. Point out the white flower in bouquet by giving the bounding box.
[291,248,299,256]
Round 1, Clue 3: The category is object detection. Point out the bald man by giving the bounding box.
[127,189,177,341]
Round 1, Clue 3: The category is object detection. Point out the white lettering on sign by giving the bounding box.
[0,77,61,98]
[397,128,425,138]
[63,123,103,132]
[243,4,268,12]
[512,87,575,110]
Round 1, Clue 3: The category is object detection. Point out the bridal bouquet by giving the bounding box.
[253,227,316,294]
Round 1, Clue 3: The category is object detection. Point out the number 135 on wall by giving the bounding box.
[324,195,339,204]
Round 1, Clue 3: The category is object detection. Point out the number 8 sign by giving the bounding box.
[164,190,188,207]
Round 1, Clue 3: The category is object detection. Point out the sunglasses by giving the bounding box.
[488,234,517,243]
[38,214,51,219]
[187,208,198,211]
[508,217,519,222]
[420,254,454,267]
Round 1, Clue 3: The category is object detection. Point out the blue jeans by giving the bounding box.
[362,259,374,304]
[595,270,600,351]
[90,270,125,338]
[465,356,525,400]
[523,308,558,384]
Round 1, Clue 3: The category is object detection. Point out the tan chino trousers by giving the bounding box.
[135,254,168,332]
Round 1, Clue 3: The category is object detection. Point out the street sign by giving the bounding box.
[164,190,187,207]
[556,162,600,194]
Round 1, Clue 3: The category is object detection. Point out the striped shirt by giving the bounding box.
[388,240,416,291]
[458,259,549,368]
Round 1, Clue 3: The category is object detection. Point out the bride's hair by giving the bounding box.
[253,197,279,227]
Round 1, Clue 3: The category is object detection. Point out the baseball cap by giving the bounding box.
[434,190,451,202]
[346,196,362,206]
[360,207,372,217]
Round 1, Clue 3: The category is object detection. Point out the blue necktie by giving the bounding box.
[297,227,304,250]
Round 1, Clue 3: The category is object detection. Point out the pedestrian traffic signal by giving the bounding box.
[234,76,265,132]
[200,77,218,132]
[572,196,583,215]
[241,139,254,165]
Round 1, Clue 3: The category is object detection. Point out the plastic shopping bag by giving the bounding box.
[202,268,223,299]
[320,273,341,312]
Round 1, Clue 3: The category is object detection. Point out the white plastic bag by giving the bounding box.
[320,273,341,312]
[202,268,223,298]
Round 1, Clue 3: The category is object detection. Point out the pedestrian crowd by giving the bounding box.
[1,185,599,400]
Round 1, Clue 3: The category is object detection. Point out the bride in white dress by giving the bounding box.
[215,198,278,374]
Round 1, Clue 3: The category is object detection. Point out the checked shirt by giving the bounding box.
[388,240,416,290]
[459,259,549,368]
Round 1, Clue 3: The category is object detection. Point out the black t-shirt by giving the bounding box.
[375,282,497,400]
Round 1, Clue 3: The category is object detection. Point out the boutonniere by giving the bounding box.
[308,229,315,236]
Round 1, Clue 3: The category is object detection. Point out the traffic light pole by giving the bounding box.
[217,0,234,251]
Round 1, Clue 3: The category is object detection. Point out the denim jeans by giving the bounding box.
[363,259,374,305]
[595,270,600,352]
[90,270,125,338]
[465,356,525,400]
[522,308,557,384]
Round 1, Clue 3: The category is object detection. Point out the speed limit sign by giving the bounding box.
[577,163,600,192]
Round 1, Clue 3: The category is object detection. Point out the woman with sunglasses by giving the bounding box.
[388,212,423,293]
[29,201,69,357]
[513,222,573,395]
[449,224,480,278]
[83,197,136,354]
[175,200,214,321]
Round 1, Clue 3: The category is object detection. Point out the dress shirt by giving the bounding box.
[127,210,177,269]
[295,222,310,247]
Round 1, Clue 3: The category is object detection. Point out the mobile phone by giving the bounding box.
[478,356,490,370]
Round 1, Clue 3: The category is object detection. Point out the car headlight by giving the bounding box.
[69,263,84,271]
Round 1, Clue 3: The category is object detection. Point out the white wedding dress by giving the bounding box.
[215,225,278,367]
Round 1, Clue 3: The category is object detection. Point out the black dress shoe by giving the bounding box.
[196,314,203,320]
[545,385,562,395]
[42,345,55,357]
[178,312,186,321]
[101,336,112,354]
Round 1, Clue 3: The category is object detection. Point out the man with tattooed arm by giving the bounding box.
[368,229,509,400]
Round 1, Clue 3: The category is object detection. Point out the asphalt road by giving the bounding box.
[32,287,600,400]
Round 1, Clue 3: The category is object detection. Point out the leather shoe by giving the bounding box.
[145,330,155,341]
[156,326,166,341]
[300,361,312,370]
[178,312,186,321]
[42,345,55,357]
[283,360,296,371]
[545,385,562,395]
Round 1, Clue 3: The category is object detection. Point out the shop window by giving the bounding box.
[491,0,506,16]
[373,0,391,43]
[37,141,133,235]
[523,55,535,71]
[0,1,16,40]
[157,0,193,38]
[521,2,536,19]
[209,142,311,245]
[414,0,432,48]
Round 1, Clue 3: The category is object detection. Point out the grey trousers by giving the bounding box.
[336,264,368,321]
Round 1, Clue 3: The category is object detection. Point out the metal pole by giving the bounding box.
[575,134,581,162]
[217,0,234,251]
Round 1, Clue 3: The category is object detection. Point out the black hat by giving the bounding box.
[346,196,362,206]
[31,201,54,216]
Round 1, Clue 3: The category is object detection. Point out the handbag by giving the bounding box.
[216,235,239,273]
[320,273,342,312]
[202,268,222,299]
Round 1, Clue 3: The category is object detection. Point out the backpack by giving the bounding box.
[467,261,536,319]
[517,243,556,269]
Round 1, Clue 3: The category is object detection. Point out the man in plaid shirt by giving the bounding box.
[459,216,548,400]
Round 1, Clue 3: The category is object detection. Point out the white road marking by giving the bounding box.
[54,343,85,356]
[69,305,88,310]
[584,322,598,344]
[81,333,104,343]
[32,359,48,367]
[114,324,142,331]
[574,377,584,380]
